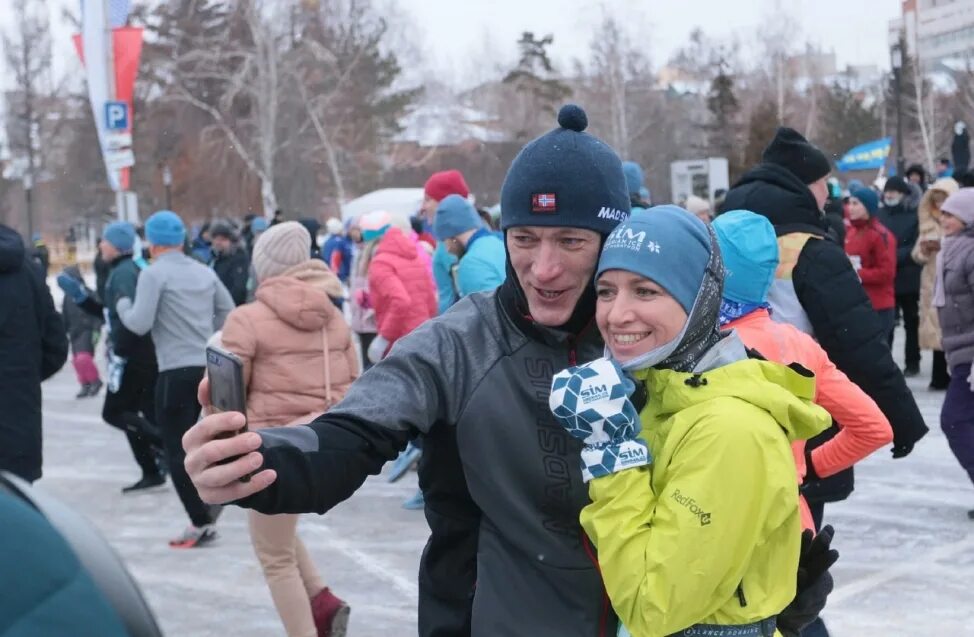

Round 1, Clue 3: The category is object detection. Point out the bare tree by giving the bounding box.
[582,14,652,158]
[164,0,288,214]
[3,0,54,237]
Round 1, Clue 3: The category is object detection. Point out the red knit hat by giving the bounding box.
[424,170,470,202]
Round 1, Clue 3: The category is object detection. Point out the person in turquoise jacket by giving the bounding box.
[549,206,834,637]
[433,194,507,297]
[420,170,472,314]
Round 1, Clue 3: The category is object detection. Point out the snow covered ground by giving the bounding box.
[32,325,973,636]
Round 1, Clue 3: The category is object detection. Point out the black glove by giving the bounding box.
[778,525,839,637]
[891,441,914,459]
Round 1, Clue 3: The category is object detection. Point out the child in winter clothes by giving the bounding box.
[912,178,959,389]
[219,221,358,637]
[549,207,832,637]
[934,189,974,519]
[845,187,897,339]
[60,266,104,398]
[714,210,893,531]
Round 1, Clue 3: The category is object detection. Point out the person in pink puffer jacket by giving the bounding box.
[363,214,438,364]
[219,221,359,637]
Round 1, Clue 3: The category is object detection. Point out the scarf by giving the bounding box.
[718,299,770,327]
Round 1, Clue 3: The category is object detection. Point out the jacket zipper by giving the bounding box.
[581,532,611,637]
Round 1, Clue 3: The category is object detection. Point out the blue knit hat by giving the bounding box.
[597,206,712,314]
[434,194,482,241]
[145,210,186,246]
[103,221,136,253]
[712,210,779,305]
[251,217,270,234]
[501,104,630,235]
[850,187,879,216]
[622,161,644,196]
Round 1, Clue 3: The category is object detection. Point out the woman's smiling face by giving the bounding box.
[595,270,689,363]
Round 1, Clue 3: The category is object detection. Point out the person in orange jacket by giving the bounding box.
[845,187,898,340]
[714,210,894,531]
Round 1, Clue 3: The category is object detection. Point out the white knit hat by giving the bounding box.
[252,221,311,282]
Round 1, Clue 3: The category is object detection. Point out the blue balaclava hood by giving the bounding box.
[597,206,724,372]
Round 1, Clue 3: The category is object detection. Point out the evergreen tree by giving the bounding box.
[816,80,881,160]
[705,63,742,178]
[502,32,572,140]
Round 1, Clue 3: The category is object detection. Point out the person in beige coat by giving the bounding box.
[912,177,959,390]
[220,221,359,637]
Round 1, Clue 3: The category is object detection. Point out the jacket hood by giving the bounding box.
[281,259,344,298]
[376,227,419,260]
[722,163,828,236]
[255,260,341,331]
[0,225,25,273]
[634,354,830,443]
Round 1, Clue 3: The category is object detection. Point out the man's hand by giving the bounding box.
[182,377,277,504]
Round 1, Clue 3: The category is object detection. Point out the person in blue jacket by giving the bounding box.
[433,194,507,298]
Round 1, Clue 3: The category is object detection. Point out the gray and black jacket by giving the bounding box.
[238,278,617,637]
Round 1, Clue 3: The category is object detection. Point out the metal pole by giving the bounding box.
[24,182,33,240]
[895,66,905,176]
[162,164,172,210]
[23,29,35,240]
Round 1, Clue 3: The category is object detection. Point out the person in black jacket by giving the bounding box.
[720,128,928,503]
[878,176,923,375]
[0,224,68,483]
[57,223,166,493]
[208,221,250,306]
[181,106,837,637]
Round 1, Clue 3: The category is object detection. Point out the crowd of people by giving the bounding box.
[1,103,973,637]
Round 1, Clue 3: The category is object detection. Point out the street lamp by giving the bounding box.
[162,163,173,210]
[23,171,34,242]
[891,41,905,176]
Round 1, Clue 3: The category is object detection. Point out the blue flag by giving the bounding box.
[836,138,892,172]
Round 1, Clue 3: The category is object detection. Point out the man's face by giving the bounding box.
[883,191,904,208]
[99,239,119,261]
[211,235,232,253]
[938,161,949,173]
[807,177,829,211]
[421,195,438,223]
[908,172,922,185]
[506,226,602,327]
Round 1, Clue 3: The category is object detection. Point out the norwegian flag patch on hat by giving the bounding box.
[532,193,557,213]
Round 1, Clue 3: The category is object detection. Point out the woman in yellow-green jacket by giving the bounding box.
[550,206,832,637]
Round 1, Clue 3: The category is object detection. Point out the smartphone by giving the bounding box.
[206,346,247,422]
[205,345,252,481]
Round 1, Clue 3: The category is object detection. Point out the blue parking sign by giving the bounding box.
[105,101,128,131]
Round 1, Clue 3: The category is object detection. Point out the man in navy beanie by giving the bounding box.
[182,106,835,636]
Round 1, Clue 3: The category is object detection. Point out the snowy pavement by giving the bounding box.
[32,326,973,636]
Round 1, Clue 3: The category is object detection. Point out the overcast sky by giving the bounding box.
[1,0,903,87]
[404,0,903,83]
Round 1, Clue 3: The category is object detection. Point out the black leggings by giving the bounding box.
[102,362,163,477]
[156,366,213,527]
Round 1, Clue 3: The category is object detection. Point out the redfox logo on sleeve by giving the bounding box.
[531,193,557,213]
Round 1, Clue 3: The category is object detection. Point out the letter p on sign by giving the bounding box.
[105,101,128,131]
